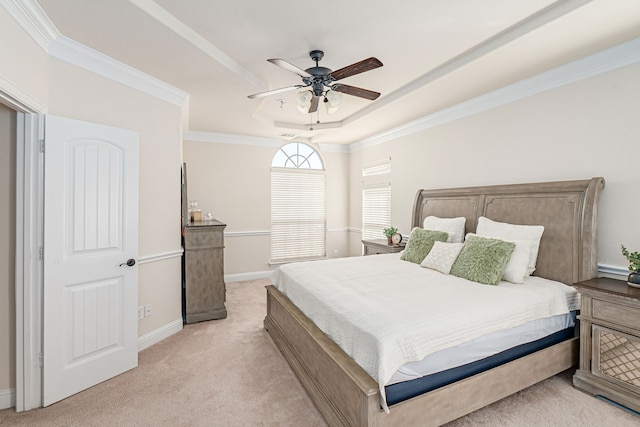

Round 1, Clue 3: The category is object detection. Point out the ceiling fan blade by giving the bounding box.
[247,85,303,99]
[329,57,383,81]
[268,58,313,78]
[308,96,320,113]
[332,84,380,101]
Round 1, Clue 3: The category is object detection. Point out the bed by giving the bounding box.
[264,177,604,427]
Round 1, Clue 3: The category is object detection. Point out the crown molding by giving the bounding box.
[342,0,593,128]
[273,120,343,131]
[3,0,189,107]
[184,130,282,147]
[1,0,59,51]
[127,0,266,91]
[184,129,350,153]
[349,36,640,152]
[48,36,188,107]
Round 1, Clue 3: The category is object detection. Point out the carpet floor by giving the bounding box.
[1,279,639,426]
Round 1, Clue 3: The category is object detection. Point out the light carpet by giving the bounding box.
[1,279,638,426]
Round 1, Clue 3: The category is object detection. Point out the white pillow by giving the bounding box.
[421,241,465,274]
[475,216,544,275]
[423,216,466,243]
[465,233,532,284]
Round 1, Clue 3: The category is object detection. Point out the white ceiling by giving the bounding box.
[36,0,640,145]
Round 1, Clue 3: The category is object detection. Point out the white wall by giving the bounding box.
[349,62,640,270]
[183,139,351,277]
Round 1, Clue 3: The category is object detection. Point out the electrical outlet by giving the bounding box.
[144,304,152,317]
[138,306,144,320]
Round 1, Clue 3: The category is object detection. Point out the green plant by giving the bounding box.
[383,227,398,238]
[621,245,640,272]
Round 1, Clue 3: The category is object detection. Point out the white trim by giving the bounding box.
[138,249,183,264]
[274,120,342,130]
[184,130,282,147]
[14,112,43,412]
[344,0,594,129]
[0,75,47,114]
[0,388,16,410]
[138,318,183,352]
[225,271,272,283]
[223,228,350,237]
[327,227,350,233]
[597,264,629,278]
[225,230,270,237]
[127,0,266,91]
[349,36,640,152]
[48,36,188,107]
[2,0,189,107]
[0,0,59,52]
[183,130,350,153]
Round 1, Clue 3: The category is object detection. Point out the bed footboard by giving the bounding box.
[265,284,579,427]
[264,285,379,427]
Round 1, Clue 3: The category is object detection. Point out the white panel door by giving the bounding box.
[43,115,139,406]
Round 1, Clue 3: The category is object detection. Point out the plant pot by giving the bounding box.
[628,271,640,288]
[387,236,393,245]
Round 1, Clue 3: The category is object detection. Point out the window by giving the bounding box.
[271,142,326,262]
[362,158,391,241]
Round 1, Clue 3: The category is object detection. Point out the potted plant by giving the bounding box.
[383,227,398,245]
[621,245,640,287]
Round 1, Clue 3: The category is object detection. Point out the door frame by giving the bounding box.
[1,79,46,411]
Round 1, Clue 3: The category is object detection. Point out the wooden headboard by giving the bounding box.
[411,177,605,285]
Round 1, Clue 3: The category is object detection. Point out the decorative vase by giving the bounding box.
[628,271,640,288]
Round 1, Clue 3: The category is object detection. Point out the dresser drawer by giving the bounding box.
[592,299,640,331]
[184,227,224,249]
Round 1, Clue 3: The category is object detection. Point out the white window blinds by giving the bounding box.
[271,169,326,262]
[362,158,391,241]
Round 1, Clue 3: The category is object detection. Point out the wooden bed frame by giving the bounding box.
[264,177,605,426]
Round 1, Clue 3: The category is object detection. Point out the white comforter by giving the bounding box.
[271,253,580,411]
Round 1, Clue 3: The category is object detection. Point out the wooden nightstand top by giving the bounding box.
[573,277,640,299]
[361,239,405,255]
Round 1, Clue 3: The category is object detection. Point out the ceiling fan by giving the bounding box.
[248,50,383,114]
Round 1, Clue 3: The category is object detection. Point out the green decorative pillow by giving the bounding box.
[400,228,450,264]
[450,234,516,285]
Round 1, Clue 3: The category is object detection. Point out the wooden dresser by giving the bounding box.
[183,220,227,323]
[573,277,640,412]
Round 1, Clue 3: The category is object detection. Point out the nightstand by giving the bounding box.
[362,239,405,255]
[573,277,640,413]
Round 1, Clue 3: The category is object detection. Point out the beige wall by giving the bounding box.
[0,7,184,396]
[349,62,640,269]
[183,140,351,275]
[46,58,184,337]
[0,104,16,391]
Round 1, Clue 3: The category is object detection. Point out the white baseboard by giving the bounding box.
[225,271,272,283]
[138,318,183,352]
[0,387,16,410]
[598,264,628,278]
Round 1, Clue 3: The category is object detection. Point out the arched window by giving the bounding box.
[271,142,326,262]
[271,141,324,169]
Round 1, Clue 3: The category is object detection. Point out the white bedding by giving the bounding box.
[388,311,575,384]
[271,253,580,411]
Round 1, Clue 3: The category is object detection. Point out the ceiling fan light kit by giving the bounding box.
[248,50,383,114]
